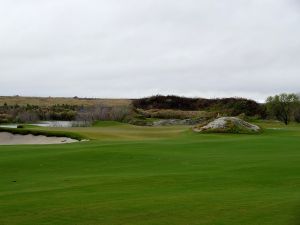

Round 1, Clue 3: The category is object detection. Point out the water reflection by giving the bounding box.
[0,124,18,128]
[0,121,91,128]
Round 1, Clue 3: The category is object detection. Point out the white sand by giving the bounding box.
[0,132,78,145]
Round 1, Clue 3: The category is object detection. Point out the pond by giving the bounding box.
[0,121,91,128]
[0,124,18,128]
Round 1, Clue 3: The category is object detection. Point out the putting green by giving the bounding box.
[0,121,300,225]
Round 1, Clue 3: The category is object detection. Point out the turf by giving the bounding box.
[0,122,300,225]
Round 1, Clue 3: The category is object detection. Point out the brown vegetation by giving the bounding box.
[133,95,266,118]
[0,96,131,107]
[138,109,213,120]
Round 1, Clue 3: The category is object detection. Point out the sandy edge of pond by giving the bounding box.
[0,132,78,145]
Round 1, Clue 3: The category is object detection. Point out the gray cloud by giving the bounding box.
[1,0,300,102]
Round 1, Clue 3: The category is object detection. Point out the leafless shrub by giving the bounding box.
[17,111,39,123]
[75,105,131,122]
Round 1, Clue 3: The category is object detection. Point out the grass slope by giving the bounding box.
[0,122,300,225]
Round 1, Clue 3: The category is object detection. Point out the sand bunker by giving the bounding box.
[0,132,78,145]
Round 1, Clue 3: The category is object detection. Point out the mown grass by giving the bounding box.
[0,122,300,225]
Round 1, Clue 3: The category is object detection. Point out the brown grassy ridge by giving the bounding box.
[0,96,132,107]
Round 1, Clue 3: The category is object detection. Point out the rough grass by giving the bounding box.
[0,96,131,107]
[0,121,300,225]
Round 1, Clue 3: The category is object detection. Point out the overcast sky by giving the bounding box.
[1,0,300,102]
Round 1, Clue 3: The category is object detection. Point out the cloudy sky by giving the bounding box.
[1,0,300,102]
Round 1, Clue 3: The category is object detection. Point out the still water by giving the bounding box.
[0,121,90,128]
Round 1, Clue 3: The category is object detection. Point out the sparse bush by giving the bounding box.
[127,118,152,126]
[75,105,132,122]
[294,107,300,123]
[0,113,13,123]
[17,111,39,123]
[110,106,131,121]
[237,113,247,120]
[266,93,300,125]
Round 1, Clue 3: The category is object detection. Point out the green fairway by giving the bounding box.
[1,122,300,225]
